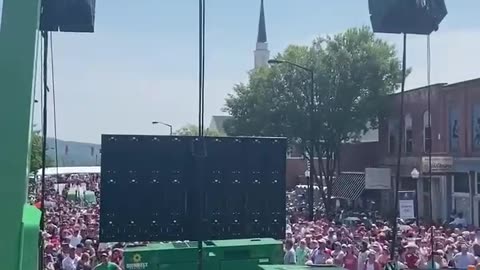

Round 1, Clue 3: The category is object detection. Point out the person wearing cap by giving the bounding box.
[93,252,121,270]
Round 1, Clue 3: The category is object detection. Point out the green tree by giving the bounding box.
[224,27,405,214]
[174,124,225,136]
[30,131,52,173]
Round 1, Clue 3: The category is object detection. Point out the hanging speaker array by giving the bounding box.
[368,0,447,35]
[40,0,96,33]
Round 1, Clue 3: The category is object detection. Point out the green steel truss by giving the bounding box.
[0,0,41,270]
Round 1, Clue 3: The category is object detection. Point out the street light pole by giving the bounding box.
[268,59,316,221]
[152,121,173,135]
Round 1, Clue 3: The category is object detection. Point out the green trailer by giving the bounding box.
[123,238,283,270]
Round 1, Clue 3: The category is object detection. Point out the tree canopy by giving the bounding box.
[30,131,52,173]
[174,124,224,137]
[223,27,406,213]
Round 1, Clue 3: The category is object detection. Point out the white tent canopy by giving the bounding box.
[36,166,100,176]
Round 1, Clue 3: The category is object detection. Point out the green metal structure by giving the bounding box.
[0,0,41,270]
[123,238,283,270]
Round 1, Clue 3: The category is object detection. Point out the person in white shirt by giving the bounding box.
[70,225,83,247]
[62,246,80,270]
[450,213,467,228]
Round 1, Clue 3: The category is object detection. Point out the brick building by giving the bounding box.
[378,78,480,225]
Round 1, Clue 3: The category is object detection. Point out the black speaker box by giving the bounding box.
[40,0,62,32]
[369,0,447,35]
[99,135,287,243]
[40,0,96,33]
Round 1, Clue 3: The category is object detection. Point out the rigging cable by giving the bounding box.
[390,33,407,261]
[50,32,60,177]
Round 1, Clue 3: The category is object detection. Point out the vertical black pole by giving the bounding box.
[426,34,435,270]
[197,0,206,269]
[308,70,315,221]
[39,30,49,270]
[390,33,407,261]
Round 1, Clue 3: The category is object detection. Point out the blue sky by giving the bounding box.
[28,0,480,143]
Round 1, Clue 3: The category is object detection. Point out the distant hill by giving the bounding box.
[45,138,101,167]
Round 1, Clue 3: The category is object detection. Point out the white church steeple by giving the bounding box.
[254,0,269,69]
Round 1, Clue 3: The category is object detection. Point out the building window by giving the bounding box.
[405,114,413,154]
[401,177,417,191]
[473,105,480,151]
[453,173,469,193]
[423,111,431,153]
[449,107,460,152]
[388,120,398,154]
[477,173,480,194]
[423,178,431,193]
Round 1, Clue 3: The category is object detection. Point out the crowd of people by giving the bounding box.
[33,172,480,270]
[32,173,122,270]
[283,189,480,269]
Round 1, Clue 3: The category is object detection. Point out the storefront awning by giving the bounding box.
[331,173,365,201]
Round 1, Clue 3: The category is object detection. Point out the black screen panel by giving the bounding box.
[100,135,286,242]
